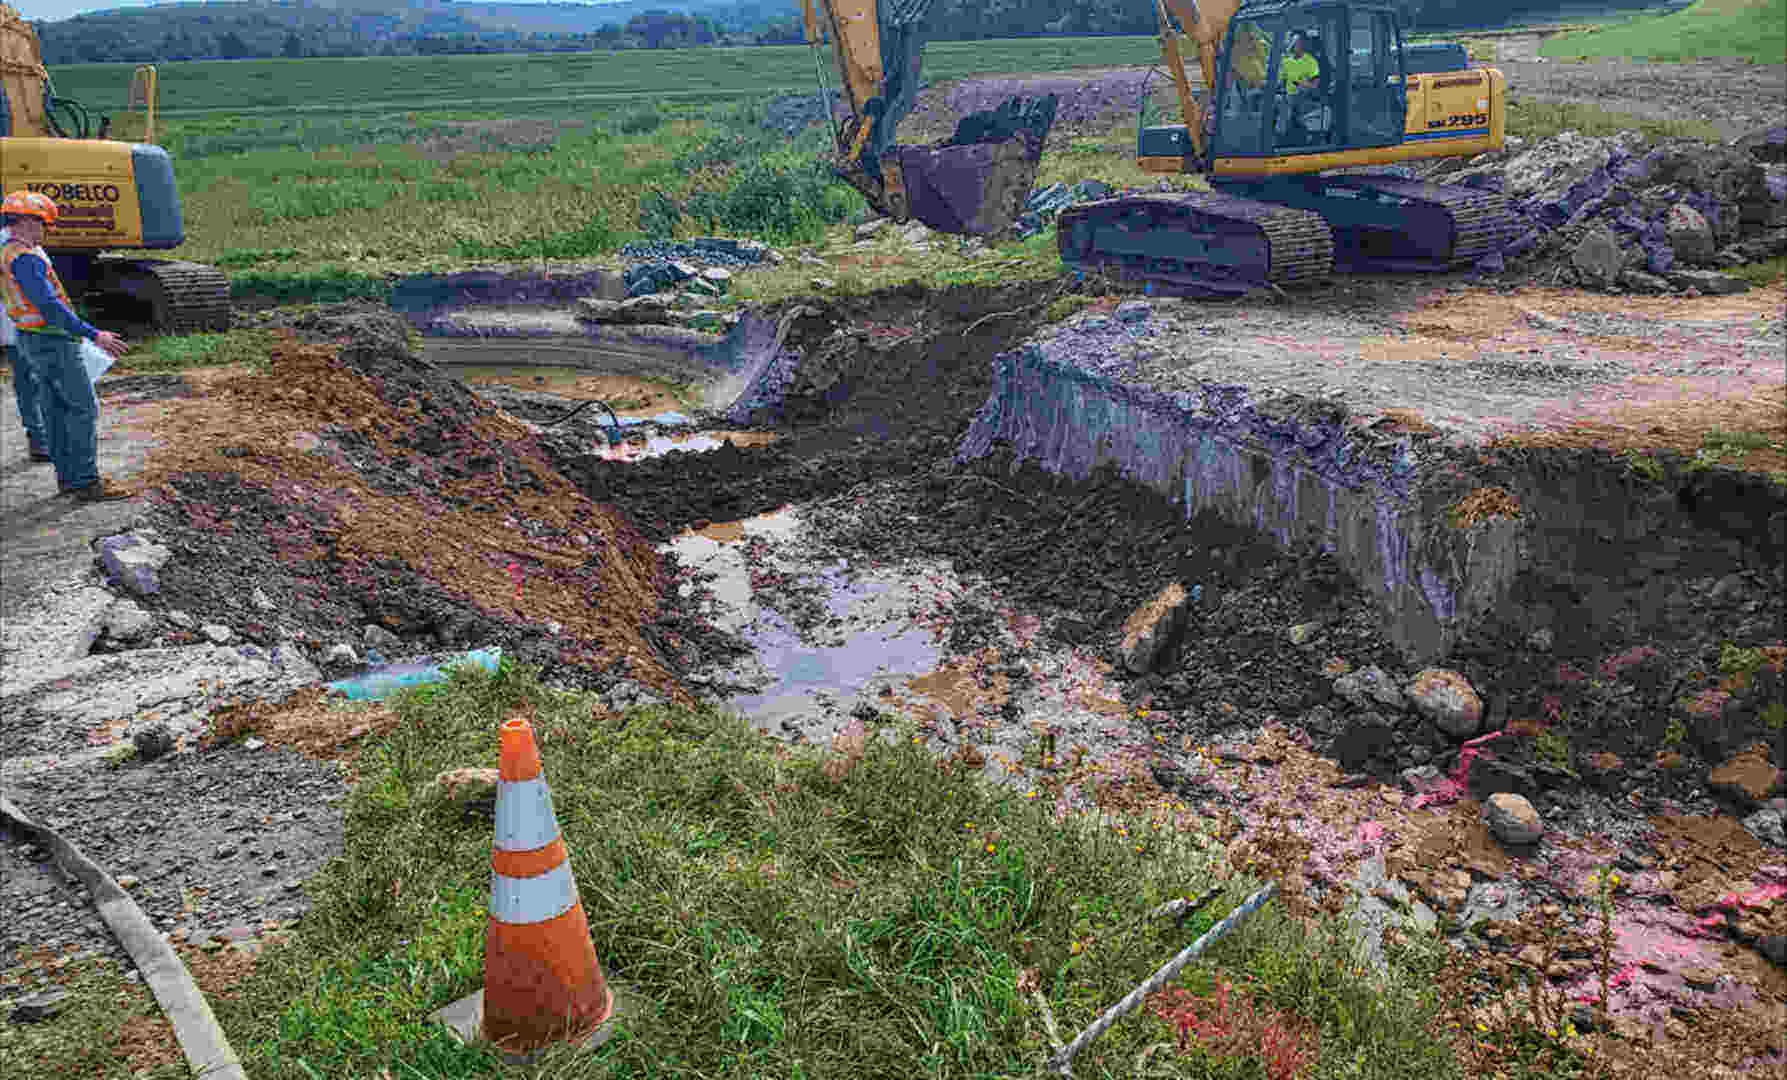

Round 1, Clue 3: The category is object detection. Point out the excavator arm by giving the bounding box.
[800,0,1059,236]
[1156,0,1249,160]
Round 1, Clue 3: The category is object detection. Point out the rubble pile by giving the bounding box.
[1425,124,1787,293]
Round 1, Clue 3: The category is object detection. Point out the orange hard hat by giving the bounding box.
[1,191,58,224]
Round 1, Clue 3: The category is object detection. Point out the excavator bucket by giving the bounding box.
[894,94,1058,236]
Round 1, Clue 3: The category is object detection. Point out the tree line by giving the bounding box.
[33,0,1681,65]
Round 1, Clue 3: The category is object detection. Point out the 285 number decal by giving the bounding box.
[1428,112,1488,129]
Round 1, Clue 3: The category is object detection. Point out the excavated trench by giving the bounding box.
[401,272,1786,1052]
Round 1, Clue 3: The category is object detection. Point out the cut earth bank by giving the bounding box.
[3,270,1783,1072]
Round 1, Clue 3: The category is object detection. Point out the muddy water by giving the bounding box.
[595,430,777,462]
[663,507,1147,793]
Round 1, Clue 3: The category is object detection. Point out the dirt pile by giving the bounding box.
[129,311,682,696]
[1422,125,1787,290]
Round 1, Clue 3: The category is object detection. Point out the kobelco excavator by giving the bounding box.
[0,4,228,331]
[799,0,1060,236]
[1055,0,1513,293]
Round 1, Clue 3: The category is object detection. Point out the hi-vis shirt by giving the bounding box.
[0,240,98,340]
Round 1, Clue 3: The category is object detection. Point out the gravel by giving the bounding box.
[2,744,347,983]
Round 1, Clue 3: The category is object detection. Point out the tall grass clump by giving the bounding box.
[186,661,1467,1079]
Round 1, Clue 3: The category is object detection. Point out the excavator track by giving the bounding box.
[1056,189,1335,297]
[1213,174,1513,274]
[96,258,232,334]
[1329,176,1512,270]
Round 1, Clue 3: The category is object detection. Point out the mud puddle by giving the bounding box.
[597,429,777,461]
[664,506,1148,793]
[451,366,690,416]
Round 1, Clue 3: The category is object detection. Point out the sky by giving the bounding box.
[18,0,628,26]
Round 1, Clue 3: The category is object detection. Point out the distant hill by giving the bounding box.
[33,0,1693,64]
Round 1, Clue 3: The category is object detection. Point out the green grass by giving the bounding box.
[1728,255,1787,286]
[1537,0,1787,62]
[113,328,285,373]
[1504,98,1727,142]
[30,660,1459,1080]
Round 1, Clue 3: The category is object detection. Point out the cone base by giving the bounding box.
[431,982,640,1065]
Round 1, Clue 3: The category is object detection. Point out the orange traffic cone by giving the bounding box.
[480,716,612,1053]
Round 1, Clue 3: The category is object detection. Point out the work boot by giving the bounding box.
[67,480,133,503]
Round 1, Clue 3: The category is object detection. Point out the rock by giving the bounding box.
[1287,620,1323,645]
[362,624,402,654]
[9,989,72,1023]
[1571,225,1624,287]
[1665,268,1749,295]
[810,277,836,290]
[201,624,234,645]
[1484,792,1544,846]
[1116,583,1190,674]
[1400,764,1450,797]
[1709,744,1785,807]
[323,642,359,667]
[95,534,173,597]
[1743,809,1787,849]
[1759,935,1787,968]
[1618,268,1671,294]
[1114,300,1150,324]
[101,599,155,643]
[1665,203,1715,263]
[115,874,140,889]
[899,222,931,245]
[426,766,500,808]
[243,737,265,750]
[1405,668,1483,738]
[132,724,174,761]
[853,218,889,241]
[1736,124,1787,164]
[164,609,196,629]
[1526,627,1554,652]
[1468,749,1535,796]
[619,294,672,321]
[699,267,732,295]
[668,261,698,282]
[250,587,276,612]
[576,297,624,323]
[1333,665,1405,711]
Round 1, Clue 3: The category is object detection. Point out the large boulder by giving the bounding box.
[1665,203,1716,264]
[1405,668,1483,738]
[1116,583,1190,674]
[1571,225,1625,287]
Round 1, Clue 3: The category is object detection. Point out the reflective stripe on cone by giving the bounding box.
[481,717,612,1053]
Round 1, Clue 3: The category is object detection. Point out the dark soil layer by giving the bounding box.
[537,282,1786,823]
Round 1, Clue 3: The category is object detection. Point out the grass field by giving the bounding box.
[1538,0,1787,61]
[48,37,1166,122]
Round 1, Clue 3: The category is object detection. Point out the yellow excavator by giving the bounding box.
[0,4,228,331]
[807,0,1512,294]
[1058,0,1512,292]
[799,0,1059,236]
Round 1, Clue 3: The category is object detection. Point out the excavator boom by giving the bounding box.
[801,0,1057,236]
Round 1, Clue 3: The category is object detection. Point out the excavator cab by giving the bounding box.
[1207,3,1406,163]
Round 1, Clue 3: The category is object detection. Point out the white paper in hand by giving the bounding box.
[81,337,116,383]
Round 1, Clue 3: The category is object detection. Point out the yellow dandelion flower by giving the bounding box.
[963,822,975,830]
[986,842,997,854]
[1070,941,1083,955]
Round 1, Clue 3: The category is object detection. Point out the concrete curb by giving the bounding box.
[0,795,247,1080]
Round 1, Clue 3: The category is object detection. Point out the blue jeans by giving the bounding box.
[6,341,47,453]
[13,331,99,491]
